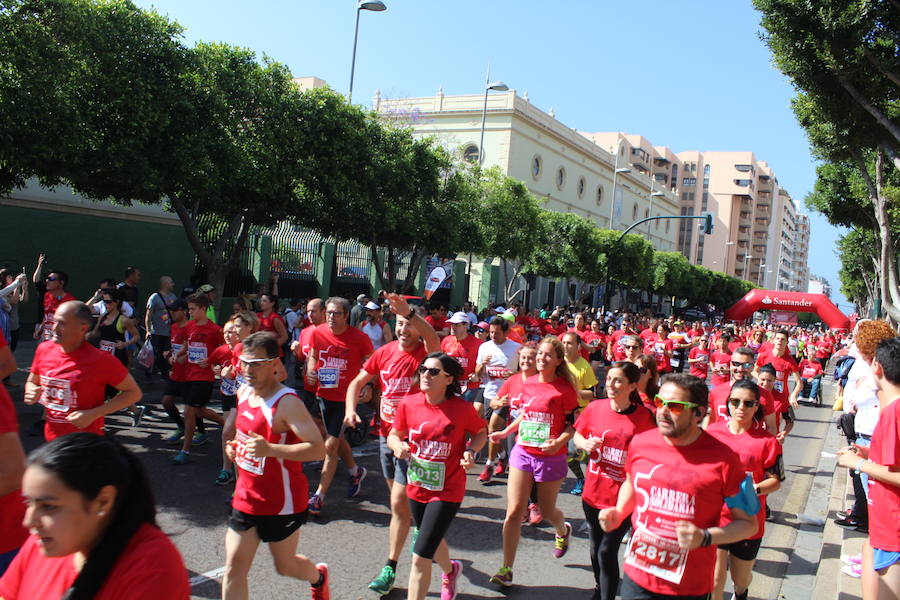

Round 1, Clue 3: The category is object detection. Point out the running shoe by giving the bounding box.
[192,431,209,446]
[841,563,862,578]
[494,460,506,476]
[215,469,234,486]
[841,554,862,566]
[131,405,146,427]
[172,450,190,466]
[440,560,462,600]
[489,566,513,587]
[478,464,492,484]
[553,522,572,558]
[570,478,585,496]
[308,494,324,516]
[348,466,367,498]
[367,564,396,596]
[311,563,330,600]
[527,502,543,526]
[409,527,419,555]
[164,429,184,445]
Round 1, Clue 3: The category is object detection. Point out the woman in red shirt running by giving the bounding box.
[0,433,189,600]
[388,352,487,600]
[574,361,655,600]
[488,337,580,588]
[256,293,288,352]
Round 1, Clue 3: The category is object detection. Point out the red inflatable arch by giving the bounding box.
[725,289,850,330]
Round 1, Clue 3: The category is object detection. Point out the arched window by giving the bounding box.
[462,144,479,163]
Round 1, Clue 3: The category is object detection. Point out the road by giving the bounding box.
[8,339,841,600]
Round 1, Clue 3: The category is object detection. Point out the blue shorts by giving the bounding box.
[873,548,900,571]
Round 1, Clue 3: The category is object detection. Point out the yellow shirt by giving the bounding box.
[567,357,598,408]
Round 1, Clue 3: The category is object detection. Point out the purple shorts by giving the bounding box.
[509,443,568,482]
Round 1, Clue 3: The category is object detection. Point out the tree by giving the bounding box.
[837,229,880,314]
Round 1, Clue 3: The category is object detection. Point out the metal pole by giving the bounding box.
[608,141,620,229]
[647,174,654,238]
[478,66,490,164]
[348,7,361,103]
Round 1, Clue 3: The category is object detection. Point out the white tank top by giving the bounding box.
[361,320,386,349]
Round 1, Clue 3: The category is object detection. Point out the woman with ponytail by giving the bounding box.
[0,433,189,599]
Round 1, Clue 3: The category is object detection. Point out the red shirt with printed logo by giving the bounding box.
[799,359,824,380]
[441,334,483,391]
[624,429,745,596]
[755,350,798,412]
[168,321,188,382]
[182,320,224,382]
[710,352,732,386]
[575,400,655,509]
[707,382,776,425]
[38,291,76,341]
[688,347,710,379]
[393,391,485,503]
[516,375,579,457]
[868,397,900,551]
[30,341,129,440]
[294,323,320,393]
[364,340,426,436]
[312,325,373,402]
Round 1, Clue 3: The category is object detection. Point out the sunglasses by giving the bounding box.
[731,361,754,368]
[728,398,758,408]
[46,276,59,282]
[653,394,699,416]
[239,357,276,369]
[624,345,641,350]
[417,365,447,377]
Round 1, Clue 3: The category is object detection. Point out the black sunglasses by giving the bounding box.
[417,365,447,377]
[46,276,58,282]
[731,361,753,368]
[728,398,758,408]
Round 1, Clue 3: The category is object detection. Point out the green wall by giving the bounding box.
[0,205,196,326]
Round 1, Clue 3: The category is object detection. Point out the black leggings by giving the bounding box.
[583,500,632,600]
[409,499,460,560]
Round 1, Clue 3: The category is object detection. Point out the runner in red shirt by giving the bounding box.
[0,331,26,575]
[0,433,189,600]
[707,380,783,600]
[598,374,758,599]
[607,318,637,362]
[649,324,675,374]
[574,361,655,600]
[836,336,900,597]
[687,335,711,380]
[160,299,203,444]
[34,269,76,342]
[441,311,483,402]
[710,335,732,387]
[388,352,487,600]
[256,293,289,353]
[754,330,801,440]
[24,302,141,441]
[343,294,439,596]
[171,293,225,465]
[223,332,330,600]
[305,296,374,515]
[488,337,580,589]
[707,348,777,434]
[290,298,326,426]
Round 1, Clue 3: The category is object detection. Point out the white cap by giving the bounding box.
[364,301,380,310]
[447,312,470,324]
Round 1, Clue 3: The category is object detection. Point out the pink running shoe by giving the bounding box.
[440,559,462,600]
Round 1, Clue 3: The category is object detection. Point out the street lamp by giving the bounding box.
[742,254,751,281]
[758,263,767,287]
[348,0,386,104]
[478,75,508,164]
[723,240,735,274]
[608,141,631,229]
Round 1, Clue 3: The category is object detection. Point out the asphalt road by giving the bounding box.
[8,340,840,600]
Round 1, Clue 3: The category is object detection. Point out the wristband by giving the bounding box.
[854,458,867,475]
[700,529,712,547]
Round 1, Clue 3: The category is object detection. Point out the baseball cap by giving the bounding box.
[448,312,469,324]
[197,284,215,293]
[476,321,490,330]
[364,301,380,310]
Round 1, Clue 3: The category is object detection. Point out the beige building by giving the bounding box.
[793,214,811,291]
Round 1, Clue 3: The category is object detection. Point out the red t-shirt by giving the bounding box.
[209,344,239,396]
[0,360,27,554]
[257,311,286,355]
[441,334,483,390]
[515,375,579,457]
[182,320,224,382]
[393,392,485,503]
[709,352,732,386]
[624,429,745,596]
[648,335,674,373]
[707,381,776,425]
[609,330,633,361]
[311,325,374,402]
[425,315,449,333]
[543,322,566,337]
[363,340,426,436]
[30,341,129,440]
[168,321,188,382]
[38,291,77,341]
[496,373,528,414]
[706,421,781,540]
[294,323,320,392]
[799,359,824,380]
[575,400,655,509]
[728,340,743,353]
[0,524,190,600]
[563,327,591,360]
[756,350,798,412]
[688,347,710,379]
[868,397,900,551]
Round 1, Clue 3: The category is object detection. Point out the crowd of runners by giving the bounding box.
[0,257,897,600]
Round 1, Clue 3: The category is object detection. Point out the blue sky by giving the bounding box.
[133,0,851,311]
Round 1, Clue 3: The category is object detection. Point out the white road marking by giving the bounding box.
[190,566,226,587]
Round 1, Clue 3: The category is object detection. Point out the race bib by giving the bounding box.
[39,376,75,420]
[188,342,208,364]
[774,380,784,393]
[99,340,116,354]
[486,367,511,379]
[518,419,550,447]
[380,396,398,425]
[234,430,266,475]
[318,367,339,389]
[41,318,53,341]
[407,454,446,491]
[699,354,708,363]
[220,377,237,397]
[625,526,689,584]
[670,358,680,368]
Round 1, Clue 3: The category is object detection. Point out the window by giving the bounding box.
[577,176,585,198]
[735,164,753,172]
[556,167,566,190]
[531,155,542,179]
[665,219,670,234]
[595,186,603,206]
[632,203,638,219]
[462,144,479,163]
[644,208,650,218]
[682,177,696,186]
[734,179,752,187]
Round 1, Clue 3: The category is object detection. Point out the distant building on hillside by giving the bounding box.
[808,275,832,298]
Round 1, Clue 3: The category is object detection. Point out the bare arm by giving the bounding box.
[599,473,636,531]
[344,369,376,428]
[66,373,143,429]
[0,431,25,496]
[121,317,142,349]
[31,254,45,285]
[675,506,757,550]
[272,316,289,347]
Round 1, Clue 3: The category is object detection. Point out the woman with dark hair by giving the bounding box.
[256,293,288,352]
[387,352,487,600]
[706,379,783,600]
[634,354,660,413]
[488,337,579,589]
[91,289,145,426]
[0,433,189,599]
[574,361,655,600]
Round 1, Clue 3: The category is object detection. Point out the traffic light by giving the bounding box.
[700,211,713,235]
